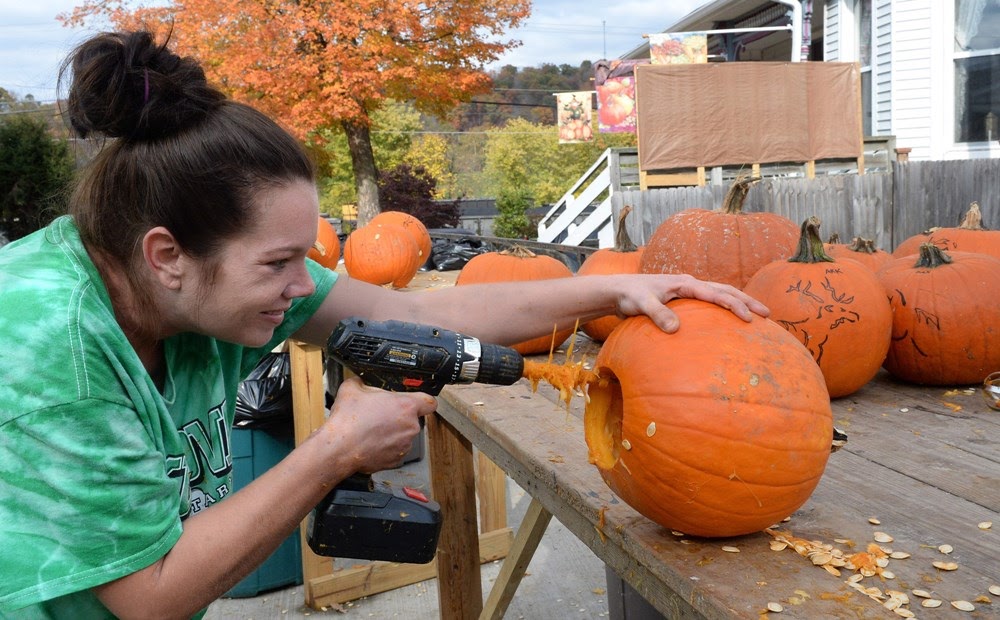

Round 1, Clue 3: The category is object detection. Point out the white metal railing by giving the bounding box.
[537,148,617,248]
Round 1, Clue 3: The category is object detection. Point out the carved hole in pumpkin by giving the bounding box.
[584,370,623,470]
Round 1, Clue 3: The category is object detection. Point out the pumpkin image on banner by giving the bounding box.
[307,216,341,270]
[576,206,644,342]
[893,202,1000,261]
[343,223,421,288]
[877,244,1000,385]
[639,177,799,289]
[585,299,833,538]
[743,217,892,398]
[456,245,574,354]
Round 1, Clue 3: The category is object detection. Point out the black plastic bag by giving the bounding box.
[430,237,488,271]
[235,352,293,428]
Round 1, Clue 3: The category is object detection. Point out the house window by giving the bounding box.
[955,0,1000,142]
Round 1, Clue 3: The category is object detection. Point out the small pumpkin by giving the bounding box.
[893,202,1000,261]
[456,245,574,355]
[639,177,799,289]
[307,216,341,270]
[743,217,893,398]
[585,299,833,537]
[576,206,644,342]
[877,244,1000,385]
[343,223,420,288]
[371,211,432,271]
[824,236,892,273]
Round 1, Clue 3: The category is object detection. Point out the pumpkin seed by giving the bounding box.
[890,551,911,559]
[848,573,864,583]
[721,545,740,553]
[621,439,632,450]
[671,530,685,537]
[881,570,896,579]
[873,532,894,543]
[868,517,881,525]
[921,599,942,608]
[822,564,841,576]
[893,609,915,618]
[646,421,656,437]
[979,521,993,530]
[876,557,890,568]
[911,589,932,598]
[883,598,901,611]
[951,600,975,612]
[932,561,958,571]
[769,541,788,551]
[990,585,1000,596]
[766,602,783,613]
[938,544,953,554]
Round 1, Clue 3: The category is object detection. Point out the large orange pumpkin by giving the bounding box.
[576,206,644,342]
[371,211,432,271]
[585,299,833,537]
[307,216,341,270]
[456,245,574,354]
[893,202,1000,261]
[824,236,892,273]
[343,223,420,288]
[877,244,1000,385]
[743,217,892,398]
[639,177,799,289]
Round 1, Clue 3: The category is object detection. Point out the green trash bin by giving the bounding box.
[225,422,303,598]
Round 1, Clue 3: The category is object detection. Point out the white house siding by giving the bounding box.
[873,0,893,135]
[889,1,934,158]
[824,0,841,60]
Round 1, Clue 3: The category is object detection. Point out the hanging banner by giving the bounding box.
[556,91,594,143]
[596,75,637,133]
[648,32,708,64]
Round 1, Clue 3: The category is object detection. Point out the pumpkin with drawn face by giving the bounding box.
[877,244,1000,385]
[743,217,892,398]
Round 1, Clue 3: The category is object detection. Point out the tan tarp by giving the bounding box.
[635,62,862,171]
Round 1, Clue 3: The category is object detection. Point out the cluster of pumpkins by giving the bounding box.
[456,183,999,538]
[306,211,432,288]
[311,191,1000,538]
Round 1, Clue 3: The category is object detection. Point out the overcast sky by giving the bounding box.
[0,0,707,103]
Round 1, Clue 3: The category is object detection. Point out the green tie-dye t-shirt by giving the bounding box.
[0,217,336,618]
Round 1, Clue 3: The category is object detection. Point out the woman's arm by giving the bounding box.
[92,379,437,620]
[294,272,769,347]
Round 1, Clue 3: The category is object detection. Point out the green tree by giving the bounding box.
[404,133,456,199]
[492,186,534,239]
[0,114,75,241]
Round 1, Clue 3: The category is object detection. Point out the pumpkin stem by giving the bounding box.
[721,176,761,214]
[914,242,953,268]
[958,201,986,230]
[613,206,639,253]
[500,244,538,259]
[847,236,878,254]
[788,216,835,264]
[827,232,841,244]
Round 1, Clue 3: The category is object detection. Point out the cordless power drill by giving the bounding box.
[307,317,524,563]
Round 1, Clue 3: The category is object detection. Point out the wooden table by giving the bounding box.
[427,344,1000,619]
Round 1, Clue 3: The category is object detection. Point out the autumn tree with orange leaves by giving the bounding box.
[62,0,530,225]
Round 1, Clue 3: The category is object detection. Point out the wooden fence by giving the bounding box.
[613,159,1000,253]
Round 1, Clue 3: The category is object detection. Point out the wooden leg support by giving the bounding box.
[479,498,553,620]
[289,341,512,613]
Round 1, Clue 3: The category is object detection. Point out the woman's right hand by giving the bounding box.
[320,376,437,475]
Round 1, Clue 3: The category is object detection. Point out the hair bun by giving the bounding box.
[62,30,225,141]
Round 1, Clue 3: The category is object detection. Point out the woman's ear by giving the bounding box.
[142,227,184,290]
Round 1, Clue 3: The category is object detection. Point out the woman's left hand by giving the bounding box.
[614,274,769,333]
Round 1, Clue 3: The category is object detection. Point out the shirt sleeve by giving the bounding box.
[0,399,182,611]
